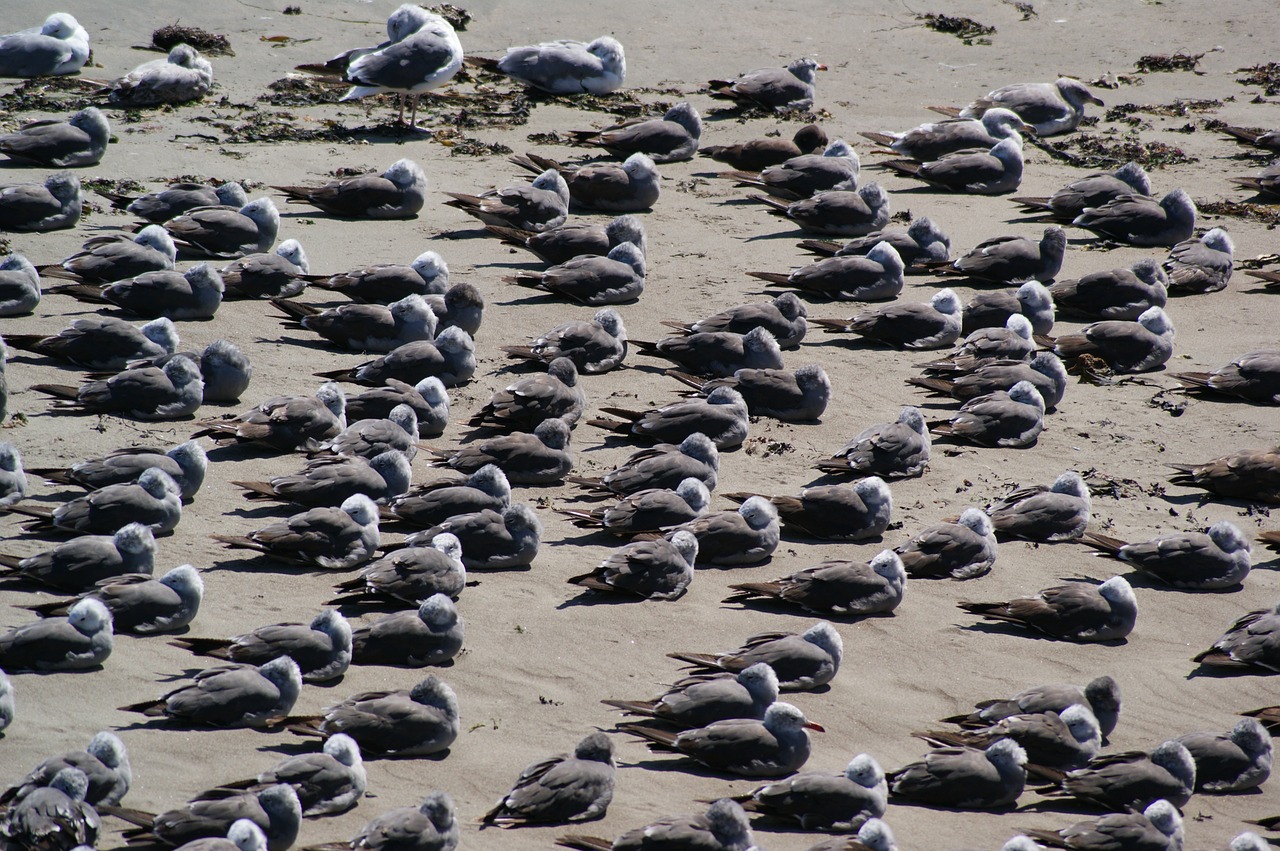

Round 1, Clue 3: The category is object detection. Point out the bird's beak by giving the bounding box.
[816,64,829,72]
[804,721,826,732]
[1022,125,1039,139]
[1090,95,1106,106]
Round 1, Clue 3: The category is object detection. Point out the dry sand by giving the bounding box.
[2,0,1279,849]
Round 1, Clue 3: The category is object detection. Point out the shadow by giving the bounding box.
[556,589,649,609]
[958,620,1129,646]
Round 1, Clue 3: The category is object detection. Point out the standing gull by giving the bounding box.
[669,621,843,691]
[959,576,1137,642]
[0,171,81,231]
[338,10,462,127]
[478,36,625,94]
[0,107,109,167]
[0,13,89,78]
[481,733,615,827]
[107,43,214,106]
[707,58,825,112]
[288,674,460,757]
[273,160,427,219]
[1080,521,1252,590]
[602,662,778,728]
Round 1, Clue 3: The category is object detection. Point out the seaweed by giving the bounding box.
[1236,63,1280,96]
[918,13,996,44]
[1134,53,1202,73]
[283,6,302,14]
[81,177,146,196]
[432,129,512,157]
[0,76,99,114]
[152,24,234,56]
[1040,131,1195,169]
[260,76,346,107]
[425,4,471,31]
[1196,199,1280,228]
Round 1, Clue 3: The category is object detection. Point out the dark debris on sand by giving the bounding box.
[1236,63,1280,96]
[1134,52,1202,73]
[261,77,346,106]
[81,177,146,196]
[433,128,512,157]
[917,13,996,45]
[0,76,99,114]
[425,4,471,31]
[1197,199,1280,228]
[152,24,234,56]
[1040,130,1195,170]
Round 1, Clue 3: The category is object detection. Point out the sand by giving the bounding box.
[2,0,1279,849]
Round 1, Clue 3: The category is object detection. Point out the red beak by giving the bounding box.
[804,721,826,732]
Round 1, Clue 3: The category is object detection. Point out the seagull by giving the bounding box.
[929,380,1046,449]
[707,58,825,112]
[480,36,625,94]
[722,477,892,541]
[0,171,81,231]
[1039,739,1196,811]
[430,417,572,484]
[500,308,627,373]
[1021,799,1182,851]
[668,620,843,691]
[119,656,302,728]
[205,734,366,816]
[928,226,1066,284]
[557,479,709,536]
[8,467,183,535]
[1167,447,1280,504]
[96,339,250,405]
[346,376,450,437]
[910,351,1069,412]
[0,672,12,734]
[112,784,301,851]
[718,138,861,200]
[273,293,436,352]
[1193,601,1280,672]
[633,327,783,378]
[0,767,99,851]
[171,609,352,684]
[861,108,1032,160]
[667,364,832,422]
[602,663,779,729]
[0,731,131,806]
[341,792,457,851]
[1173,349,1280,404]
[894,508,998,580]
[192,382,346,451]
[107,43,213,105]
[567,530,698,600]
[963,280,1056,336]
[941,675,1122,741]
[1230,160,1280,200]
[311,250,450,302]
[485,214,646,266]
[1012,162,1151,220]
[315,328,477,388]
[888,739,1027,808]
[381,464,510,530]
[1050,260,1169,321]
[567,101,702,163]
[509,152,660,212]
[588,387,750,450]
[880,138,1023,194]
[329,533,465,606]
[918,704,1102,771]
[445,168,570,232]
[0,107,109,167]
[1163,227,1234,294]
[220,240,311,300]
[749,240,905,300]
[470,358,585,431]
[350,593,464,668]
[619,701,821,778]
[918,315,1036,374]
[1177,718,1272,793]
[947,77,1105,136]
[162,197,280,259]
[28,439,206,503]
[402,503,542,570]
[5,313,179,371]
[735,753,887,832]
[567,432,719,497]
[0,13,90,78]
[0,522,155,593]
[750,183,892,237]
[1080,521,1252,590]
[798,215,952,269]
[0,253,40,315]
[0,441,25,507]
[959,576,1137,642]
[481,732,615,827]
[701,124,829,170]
[726,549,906,616]
[504,242,646,305]
[38,225,176,283]
[424,282,484,337]
[556,798,754,851]
[1072,188,1196,247]
[813,288,962,350]
[814,406,931,479]
[21,564,203,636]
[0,598,113,672]
[273,159,428,219]
[314,406,420,461]
[49,262,225,321]
[661,292,808,349]
[1051,306,1175,374]
[101,180,247,224]
[988,470,1092,540]
[31,354,204,420]
[211,494,380,570]
[289,674,460,757]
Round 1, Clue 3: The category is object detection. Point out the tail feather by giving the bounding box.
[1078,532,1127,556]
[232,481,280,500]
[747,194,790,213]
[29,384,81,401]
[1170,372,1212,390]
[666,651,722,669]
[907,376,956,395]
[811,318,853,333]
[499,345,541,361]
[925,105,963,118]
[555,836,612,851]
[745,271,793,286]
[615,721,680,748]
[585,417,631,434]
[118,699,167,717]
[797,239,842,256]
[597,407,644,421]
[210,534,261,551]
[567,573,612,592]
[1192,648,1245,667]
[270,298,318,321]
[314,368,355,381]
[664,369,706,391]
[878,159,921,177]
[599,698,658,716]
[97,804,157,828]
[169,637,232,657]
[858,131,897,147]
[1011,196,1052,211]
[484,224,535,244]
[46,284,109,302]
[725,582,781,602]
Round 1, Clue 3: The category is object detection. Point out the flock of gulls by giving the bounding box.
[0,3,1279,851]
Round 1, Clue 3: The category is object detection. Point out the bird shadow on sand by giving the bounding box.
[201,553,336,577]
[557,590,650,610]
[720,596,898,624]
[1185,663,1275,680]
[957,621,1129,647]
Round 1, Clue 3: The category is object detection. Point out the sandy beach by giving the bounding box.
[2,0,1279,848]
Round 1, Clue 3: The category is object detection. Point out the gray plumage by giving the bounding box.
[491,36,625,94]
[930,380,1046,448]
[0,522,155,593]
[315,327,476,388]
[662,292,807,349]
[501,308,627,374]
[988,471,1090,541]
[234,451,411,507]
[509,152,660,212]
[888,738,1027,808]
[171,609,352,683]
[17,468,183,535]
[40,225,175,283]
[120,657,302,729]
[482,732,615,827]
[588,386,750,449]
[726,548,906,616]
[0,599,113,672]
[895,508,998,580]
[107,43,214,106]
[801,215,951,267]
[1050,259,1169,321]
[919,704,1102,770]
[25,564,203,636]
[815,406,930,479]
[1176,718,1271,793]
[34,355,204,420]
[669,620,843,691]
[0,13,89,78]
[351,593,464,667]
[818,287,961,349]
[211,493,380,570]
[557,797,754,851]
[273,159,427,219]
[567,432,718,497]
[423,282,484,337]
[219,240,310,300]
[213,735,366,816]
[276,293,437,352]
[1052,306,1174,374]
[430,417,572,484]
[0,107,108,167]
[557,478,709,536]
[1043,740,1196,811]
[32,439,205,502]
[959,576,1137,642]
[750,239,903,299]
[97,263,225,320]
[637,326,783,378]
[1021,799,1183,851]
[722,139,861,200]
[1072,188,1196,247]
[107,181,247,224]
[134,785,301,851]
[668,363,831,422]
[445,168,570,232]
[863,108,1030,160]
[963,280,1055,336]
[1080,521,1251,590]
[0,668,11,734]
[569,530,698,600]
[738,752,887,832]
[0,767,99,851]
[331,533,465,606]
[943,676,1122,742]
[0,171,81,231]
[1194,601,1280,672]
[933,227,1066,284]
[0,441,26,507]
[700,123,828,170]
[909,351,1069,411]
[1013,162,1151,220]
[336,10,462,127]
[0,732,131,807]
[659,495,779,566]
[347,791,457,851]
[881,137,1023,194]
[1163,227,1234,294]
[0,253,41,315]
[404,503,541,569]
[506,241,646,305]
[955,77,1104,136]
[570,101,702,163]
[722,476,892,542]
[753,182,892,238]
[487,213,646,266]
[163,197,280,259]
[382,465,509,529]
[470,357,585,430]
[312,250,449,303]
[707,57,824,112]
[1173,349,1280,405]
[317,404,419,461]
[602,662,779,728]
[346,376,449,437]
[194,382,346,451]
[303,675,459,757]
